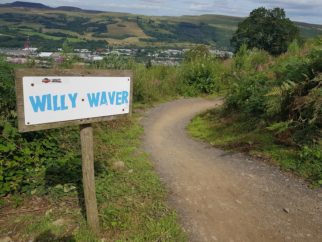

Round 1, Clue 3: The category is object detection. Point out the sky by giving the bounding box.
[1,0,322,24]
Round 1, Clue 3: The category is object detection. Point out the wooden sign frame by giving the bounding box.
[15,68,133,132]
[15,68,133,234]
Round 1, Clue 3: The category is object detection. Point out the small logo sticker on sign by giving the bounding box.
[42,78,62,84]
[42,78,51,83]
[52,78,62,83]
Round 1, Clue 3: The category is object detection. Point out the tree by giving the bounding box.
[231,7,299,55]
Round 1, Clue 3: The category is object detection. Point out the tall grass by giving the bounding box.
[133,65,184,103]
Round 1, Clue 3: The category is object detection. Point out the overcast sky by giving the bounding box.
[1,0,322,24]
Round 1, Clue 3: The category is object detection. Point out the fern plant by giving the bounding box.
[266,80,297,116]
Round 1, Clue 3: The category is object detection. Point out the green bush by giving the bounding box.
[215,37,321,184]
[0,59,80,196]
[273,56,311,84]
[224,47,271,117]
[309,37,322,73]
[0,122,80,195]
[225,37,321,146]
[297,145,322,186]
[0,57,16,119]
[180,46,226,94]
[233,44,270,71]
[181,59,216,94]
[266,39,322,144]
[225,73,270,116]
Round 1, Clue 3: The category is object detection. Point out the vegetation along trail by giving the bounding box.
[142,98,322,242]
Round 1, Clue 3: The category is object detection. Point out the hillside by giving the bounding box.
[0,1,322,51]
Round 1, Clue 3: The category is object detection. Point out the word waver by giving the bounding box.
[29,91,129,112]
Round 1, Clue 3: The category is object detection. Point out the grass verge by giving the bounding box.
[188,108,322,187]
[0,114,186,241]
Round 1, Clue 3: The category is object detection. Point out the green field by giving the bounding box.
[0,6,321,50]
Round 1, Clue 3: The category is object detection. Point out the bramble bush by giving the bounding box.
[225,38,321,144]
[223,37,322,184]
[0,58,81,196]
[225,73,270,117]
[224,45,271,117]
[266,38,322,144]
[297,145,322,186]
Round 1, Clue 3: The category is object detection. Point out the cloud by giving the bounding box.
[89,0,172,11]
[140,0,164,3]
[255,0,322,6]
[101,3,162,10]
[0,0,321,24]
[186,0,247,14]
[248,0,322,23]
[251,0,322,9]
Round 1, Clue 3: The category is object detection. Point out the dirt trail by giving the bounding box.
[142,98,322,242]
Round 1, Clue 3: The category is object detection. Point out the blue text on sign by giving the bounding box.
[29,91,129,113]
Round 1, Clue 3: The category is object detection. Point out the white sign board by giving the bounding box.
[22,76,131,125]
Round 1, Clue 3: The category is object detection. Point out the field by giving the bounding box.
[0,5,321,50]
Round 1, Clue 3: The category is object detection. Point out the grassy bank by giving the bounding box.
[0,114,186,241]
[188,108,322,187]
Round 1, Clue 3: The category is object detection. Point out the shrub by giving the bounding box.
[233,44,270,72]
[266,39,322,144]
[225,73,270,116]
[225,36,321,146]
[297,145,322,186]
[0,59,80,196]
[0,57,15,119]
[220,37,321,184]
[180,46,225,94]
[181,58,216,94]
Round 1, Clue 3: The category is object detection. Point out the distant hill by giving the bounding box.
[1,1,104,13]
[0,1,321,51]
[3,1,51,9]
[55,6,84,12]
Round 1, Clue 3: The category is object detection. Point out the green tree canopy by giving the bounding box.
[231,7,299,55]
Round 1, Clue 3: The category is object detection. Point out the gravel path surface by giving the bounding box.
[142,98,322,242]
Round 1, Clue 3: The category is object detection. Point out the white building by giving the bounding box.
[38,52,53,58]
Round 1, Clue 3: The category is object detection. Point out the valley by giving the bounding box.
[0,2,322,51]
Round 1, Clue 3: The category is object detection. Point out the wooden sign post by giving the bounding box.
[15,69,133,234]
[80,123,99,233]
